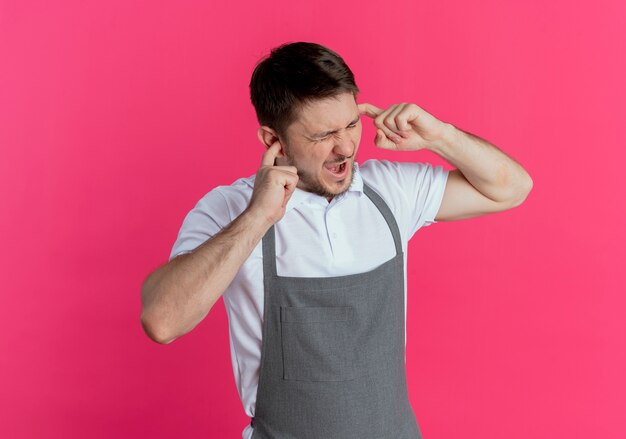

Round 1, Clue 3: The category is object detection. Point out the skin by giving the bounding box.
[356,101,534,221]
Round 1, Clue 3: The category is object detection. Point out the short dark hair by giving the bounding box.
[249,41,360,142]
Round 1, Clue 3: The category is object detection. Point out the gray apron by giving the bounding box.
[250,182,423,439]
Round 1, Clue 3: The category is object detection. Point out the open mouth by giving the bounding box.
[324,161,348,178]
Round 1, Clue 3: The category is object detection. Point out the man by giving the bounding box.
[141,42,533,438]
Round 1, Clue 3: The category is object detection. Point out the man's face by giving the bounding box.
[278,92,362,201]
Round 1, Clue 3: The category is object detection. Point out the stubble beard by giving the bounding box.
[283,154,356,200]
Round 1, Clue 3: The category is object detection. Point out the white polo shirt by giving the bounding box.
[169,159,449,439]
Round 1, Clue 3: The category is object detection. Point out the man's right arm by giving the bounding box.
[140,207,271,344]
[140,140,298,344]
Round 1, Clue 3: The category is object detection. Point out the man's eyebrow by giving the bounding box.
[308,115,360,139]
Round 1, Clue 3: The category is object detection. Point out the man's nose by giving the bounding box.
[332,133,354,158]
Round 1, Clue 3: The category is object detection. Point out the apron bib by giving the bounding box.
[250,182,423,438]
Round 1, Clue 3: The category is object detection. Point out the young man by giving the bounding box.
[141,41,533,438]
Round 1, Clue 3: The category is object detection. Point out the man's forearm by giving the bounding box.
[140,207,272,344]
[431,123,533,204]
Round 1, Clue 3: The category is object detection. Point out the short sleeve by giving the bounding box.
[395,161,448,235]
[169,189,232,262]
[360,159,448,241]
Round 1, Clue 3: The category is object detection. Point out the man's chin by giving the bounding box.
[324,164,355,196]
[296,162,355,199]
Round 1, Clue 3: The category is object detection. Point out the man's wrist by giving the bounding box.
[427,122,458,155]
[241,206,275,234]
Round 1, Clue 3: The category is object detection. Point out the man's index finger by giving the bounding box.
[261,141,281,167]
[358,103,382,118]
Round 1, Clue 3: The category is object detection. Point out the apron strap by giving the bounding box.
[262,225,278,277]
[362,182,403,257]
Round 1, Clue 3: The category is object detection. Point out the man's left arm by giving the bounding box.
[358,102,534,222]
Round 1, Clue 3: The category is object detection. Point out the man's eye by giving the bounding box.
[315,125,356,142]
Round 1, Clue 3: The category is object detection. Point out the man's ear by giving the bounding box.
[257,126,286,157]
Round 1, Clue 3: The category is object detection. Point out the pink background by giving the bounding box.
[1,0,624,438]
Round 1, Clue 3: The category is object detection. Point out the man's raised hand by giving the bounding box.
[247,140,299,227]
[357,102,450,151]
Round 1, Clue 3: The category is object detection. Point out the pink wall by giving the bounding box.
[1,0,624,438]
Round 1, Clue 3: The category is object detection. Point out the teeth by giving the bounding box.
[325,161,345,173]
